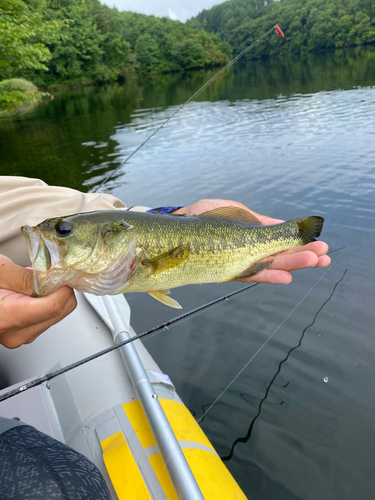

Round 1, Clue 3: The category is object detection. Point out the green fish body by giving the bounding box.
[22,207,324,308]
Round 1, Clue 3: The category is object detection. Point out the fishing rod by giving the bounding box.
[0,285,259,402]
[92,24,284,193]
[0,246,347,403]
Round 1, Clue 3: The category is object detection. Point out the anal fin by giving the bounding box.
[148,289,182,309]
[226,260,272,282]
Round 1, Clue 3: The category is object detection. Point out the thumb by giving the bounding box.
[0,255,34,295]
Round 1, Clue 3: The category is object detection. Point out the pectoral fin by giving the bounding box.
[143,245,190,276]
[148,290,182,309]
[226,260,272,282]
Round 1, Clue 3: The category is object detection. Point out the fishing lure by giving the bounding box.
[275,24,285,38]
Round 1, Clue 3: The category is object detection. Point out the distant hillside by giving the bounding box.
[188,0,375,58]
[19,0,231,89]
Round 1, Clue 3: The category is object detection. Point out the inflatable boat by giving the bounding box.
[0,292,247,499]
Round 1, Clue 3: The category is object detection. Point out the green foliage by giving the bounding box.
[135,34,160,71]
[2,0,373,98]
[0,0,64,79]
[0,0,65,110]
[116,11,231,74]
[14,0,230,88]
[189,0,375,58]
[0,78,43,113]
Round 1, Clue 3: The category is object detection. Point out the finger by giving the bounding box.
[255,214,284,225]
[0,321,52,349]
[176,200,284,224]
[238,269,292,284]
[271,241,329,258]
[24,287,77,327]
[238,252,331,284]
[0,256,34,295]
[3,287,77,331]
[269,250,331,273]
[313,255,331,268]
[0,290,77,348]
[269,251,320,272]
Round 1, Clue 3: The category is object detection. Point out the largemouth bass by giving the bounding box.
[21,207,324,308]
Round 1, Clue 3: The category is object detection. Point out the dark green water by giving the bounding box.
[1,46,375,499]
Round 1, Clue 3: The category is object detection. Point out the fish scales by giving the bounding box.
[21,208,324,308]
[124,216,289,290]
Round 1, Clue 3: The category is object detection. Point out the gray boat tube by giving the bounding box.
[85,294,204,500]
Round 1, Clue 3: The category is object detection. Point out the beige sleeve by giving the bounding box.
[0,177,149,266]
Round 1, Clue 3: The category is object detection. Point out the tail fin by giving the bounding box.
[297,216,324,244]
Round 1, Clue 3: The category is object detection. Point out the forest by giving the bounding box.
[189,0,375,59]
[1,0,375,111]
[1,0,230,90]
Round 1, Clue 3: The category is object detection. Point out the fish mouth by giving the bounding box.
[22,225,63,270]
[21,225,64,296]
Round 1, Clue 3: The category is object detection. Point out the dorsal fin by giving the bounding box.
[198,207,263,225]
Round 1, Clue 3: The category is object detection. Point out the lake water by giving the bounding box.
[1,46,375,499]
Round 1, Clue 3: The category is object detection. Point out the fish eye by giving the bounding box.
[55,221,73,237]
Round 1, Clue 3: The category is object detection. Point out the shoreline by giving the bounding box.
[40,42,375,94]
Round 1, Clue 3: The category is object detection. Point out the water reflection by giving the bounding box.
[1,46,374,193]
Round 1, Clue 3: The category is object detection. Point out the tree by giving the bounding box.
[134,34,159,72]
[0,0,65,110]
[189,0,375,59]
[172,38,208,70]
[8,1,230,88]
[47,1,104,83]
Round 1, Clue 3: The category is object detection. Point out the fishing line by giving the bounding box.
[149,245,348,485]
[192,245,348,427]
[221,267,348,461]
[92,25,280,193]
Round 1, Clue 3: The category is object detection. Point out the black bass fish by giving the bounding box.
[21,207,324,308]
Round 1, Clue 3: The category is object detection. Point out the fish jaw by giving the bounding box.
[22,225,64,296]
[22,224,139,296]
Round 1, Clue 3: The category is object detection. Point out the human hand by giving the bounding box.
[173,199,331,285]
[0,255,77,349]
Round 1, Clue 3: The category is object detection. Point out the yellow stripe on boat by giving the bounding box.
[100,431,152,500]
[123,400,157,448]
[159,398,216,453]
[183,448,247,499]
[123,399,215,452]
[148,453,179,500]
[120,399,248,499]
[148,450,247,500]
